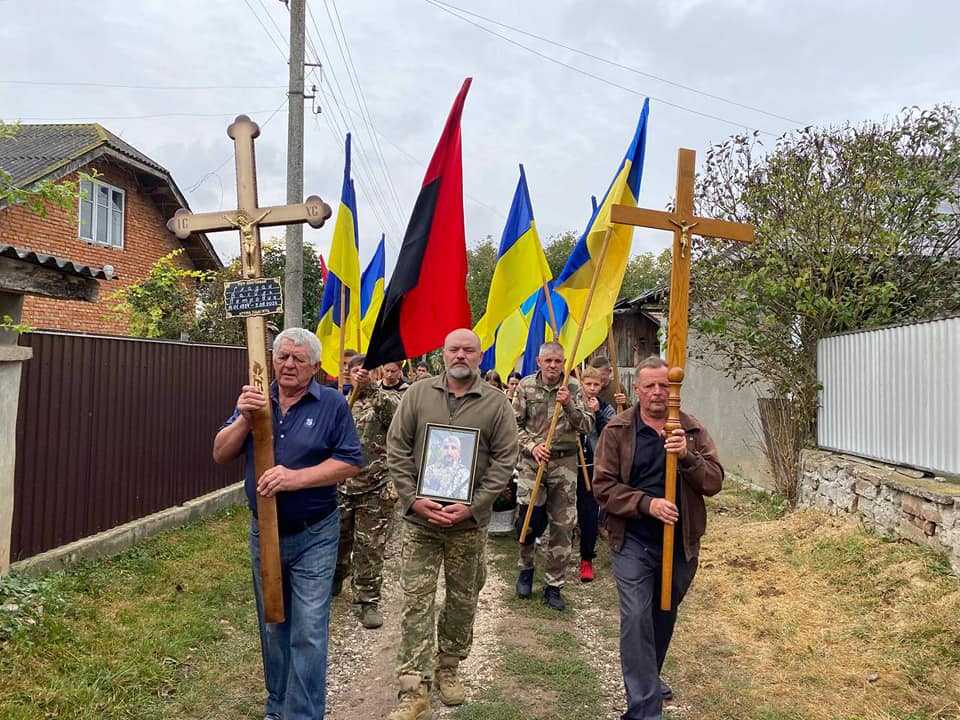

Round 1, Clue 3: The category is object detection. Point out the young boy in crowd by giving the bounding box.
[577,366,616,581]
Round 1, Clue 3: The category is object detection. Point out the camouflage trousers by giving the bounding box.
[396,521,488,681]
[516,454,578,587]
[335,483,397,603]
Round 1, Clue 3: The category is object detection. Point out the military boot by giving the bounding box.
[434,653,466,706]
[385,675,430,720]
[516,568,534,599]
[359,602,383,629]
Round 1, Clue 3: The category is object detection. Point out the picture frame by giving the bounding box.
[416,423,481,505]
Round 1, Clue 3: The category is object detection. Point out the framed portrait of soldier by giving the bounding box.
[416,423,480,505]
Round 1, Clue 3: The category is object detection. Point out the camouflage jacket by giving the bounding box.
[343,384,400,494]
[380,379,410,393]
[513,371,594,456]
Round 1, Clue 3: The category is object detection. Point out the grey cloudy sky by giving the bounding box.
[4,0,959,275]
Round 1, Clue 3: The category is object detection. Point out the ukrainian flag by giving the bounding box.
[316,133,362,378]
[473,164,552,354]
[555,99,650,368]
[360,234,386,352]
[520,283,567,376]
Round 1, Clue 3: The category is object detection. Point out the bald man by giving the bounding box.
[385,329,519,719]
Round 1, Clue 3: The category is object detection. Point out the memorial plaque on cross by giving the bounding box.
[167,115,333,623]
[611,148,753,611]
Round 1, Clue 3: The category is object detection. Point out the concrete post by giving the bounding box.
[0,292,29,574]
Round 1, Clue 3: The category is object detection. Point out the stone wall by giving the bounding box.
[799,449,960,572]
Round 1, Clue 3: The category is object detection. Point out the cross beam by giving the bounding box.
[166,115,333,624]
[611,148,753,611]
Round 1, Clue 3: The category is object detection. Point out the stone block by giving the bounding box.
[897,517,930,546]
[901,495,943,524]
[854,479,879,499]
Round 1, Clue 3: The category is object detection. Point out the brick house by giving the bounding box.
[0,124,220,334]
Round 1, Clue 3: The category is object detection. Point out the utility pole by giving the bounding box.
[284,0,306,328]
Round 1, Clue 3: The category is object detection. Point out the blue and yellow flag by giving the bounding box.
[555,99,650,368]
[316,133,362,378]
[473,164,552,354]
[360,234,386,352]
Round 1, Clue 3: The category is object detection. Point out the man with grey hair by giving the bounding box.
[385,328,518,719]
[513,340,594,611]
[213,327,363,720]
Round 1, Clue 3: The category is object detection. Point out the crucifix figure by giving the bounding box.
[611,148,753,611]
[167,115,332,623]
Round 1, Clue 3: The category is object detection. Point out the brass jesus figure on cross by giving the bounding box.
[611,148,753,611]
[168,115,332,623]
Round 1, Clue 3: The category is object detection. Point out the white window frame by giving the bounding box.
[78,179,125,249]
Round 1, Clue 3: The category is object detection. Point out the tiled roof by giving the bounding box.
[0,123,165,187]
[0,243,116,280]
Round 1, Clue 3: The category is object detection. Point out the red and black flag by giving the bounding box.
[363,78,473,369]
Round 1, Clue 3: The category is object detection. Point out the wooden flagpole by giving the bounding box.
[337,284,346,392]
[606,326,626,413]
[519,228,614,543]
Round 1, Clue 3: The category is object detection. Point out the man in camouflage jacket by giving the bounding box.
[334,353,401,629]
[513,341,594,611]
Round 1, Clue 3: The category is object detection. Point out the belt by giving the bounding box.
[254,508,334,536]
[550,447,578,459]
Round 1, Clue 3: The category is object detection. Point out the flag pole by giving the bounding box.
[542,278,592,492]
[607,326,626,413]
[519,227,613,543]
[337,284,346,393]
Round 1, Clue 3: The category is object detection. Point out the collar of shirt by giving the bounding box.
[269,378,326,405]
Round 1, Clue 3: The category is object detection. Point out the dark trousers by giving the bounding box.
[576,468,599,561]
[611,532,698,720]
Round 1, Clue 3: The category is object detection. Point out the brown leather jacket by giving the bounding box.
[592,408,723,560]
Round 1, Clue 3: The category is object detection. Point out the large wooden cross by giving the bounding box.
[167,115,332,623]
[611,148,753,611]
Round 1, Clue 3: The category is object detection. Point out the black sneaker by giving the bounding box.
[543,585,565,611]
[659,678,673,700]
[516,568,534,598]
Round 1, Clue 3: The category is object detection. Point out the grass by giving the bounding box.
[3,484,960,720]
[0,505,260,720]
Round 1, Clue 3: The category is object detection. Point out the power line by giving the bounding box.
[423,0,777,136]
[303,1,405,239]
[0,79,286,90]
[14,108,280,122]
[325,0,407,228]
[241,0,288,63]
[427,0,808,127]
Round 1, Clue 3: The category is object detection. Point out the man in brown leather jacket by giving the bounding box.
[592,356,723,720]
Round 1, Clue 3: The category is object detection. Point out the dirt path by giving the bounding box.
[325,525,512,720]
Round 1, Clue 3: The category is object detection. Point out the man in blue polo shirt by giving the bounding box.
[214,327,362,720]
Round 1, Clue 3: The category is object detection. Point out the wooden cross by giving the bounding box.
[166,115,333,624]
[610,148,753,611]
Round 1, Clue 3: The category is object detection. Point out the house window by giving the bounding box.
[79,179,124,248]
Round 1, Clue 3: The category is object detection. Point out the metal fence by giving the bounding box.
[817,316,960,477]
[13,331,246,561]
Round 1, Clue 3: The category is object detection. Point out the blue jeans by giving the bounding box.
[611,532,697,720]
[250,510,339,720]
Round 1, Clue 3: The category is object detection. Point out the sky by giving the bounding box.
[4,0,960,278]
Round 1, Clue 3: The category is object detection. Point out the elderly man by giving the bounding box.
[213,328,362,720]
[385,328,518,720]
[333,353,401,629]
[513,341,594,611]
[592,356,723,720]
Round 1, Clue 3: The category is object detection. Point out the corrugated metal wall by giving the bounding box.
[13,332,247,560]
[817,317,960,476]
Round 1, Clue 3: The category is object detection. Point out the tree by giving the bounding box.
[192,239,326,344]
[105,249,211,339]
[465,236,498,323]
[620,249,671,299]
[691,105,960,499]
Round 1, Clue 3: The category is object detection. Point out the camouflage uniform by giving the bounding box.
[422,459,471,501]
[380,379,410,393]
[335,384,401,603]
[513,372,594,588]
[396,523,488,678]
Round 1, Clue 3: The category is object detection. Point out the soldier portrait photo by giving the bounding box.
[417,426,478,504]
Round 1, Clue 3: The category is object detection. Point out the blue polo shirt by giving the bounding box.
[222,379,363,525]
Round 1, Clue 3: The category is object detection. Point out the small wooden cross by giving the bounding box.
[166,115,333,624]
[611,148,753,611]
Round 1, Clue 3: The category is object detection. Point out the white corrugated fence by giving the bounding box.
[817,316,960,476]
